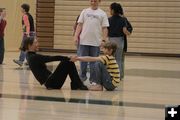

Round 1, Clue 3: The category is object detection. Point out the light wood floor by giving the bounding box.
[0,52,180,120]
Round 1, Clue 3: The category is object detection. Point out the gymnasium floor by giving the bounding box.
[0,52,180,120]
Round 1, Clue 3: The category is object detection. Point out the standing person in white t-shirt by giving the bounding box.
[74,0,109,82]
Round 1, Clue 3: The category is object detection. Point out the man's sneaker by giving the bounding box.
[13,59,23,66]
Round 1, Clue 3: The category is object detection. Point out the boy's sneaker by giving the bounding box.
[13,59,23,66]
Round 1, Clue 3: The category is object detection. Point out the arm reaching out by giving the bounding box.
[77,56,101,62]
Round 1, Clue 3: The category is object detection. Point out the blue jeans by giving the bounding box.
[19,32,35,62]
[93,61,115,91]
[79,45,100,81]
[109,37,125,79]
[0,37,4,64]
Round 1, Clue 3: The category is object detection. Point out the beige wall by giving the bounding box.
[0,0,36,51]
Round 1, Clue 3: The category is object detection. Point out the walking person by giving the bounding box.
[0,8,7,65]
[74,0,109,82]
[13,3,35,66]
[108,3,131,80]
[22,37,88,90]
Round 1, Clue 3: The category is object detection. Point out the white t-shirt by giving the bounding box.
[78,8,109,46]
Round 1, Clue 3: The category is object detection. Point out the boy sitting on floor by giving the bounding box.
[76,41,120,91]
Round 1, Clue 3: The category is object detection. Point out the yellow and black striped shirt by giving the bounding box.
[100,55,120,87]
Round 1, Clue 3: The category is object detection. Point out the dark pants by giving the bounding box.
[0,37,4,64]
[44,61,83,89]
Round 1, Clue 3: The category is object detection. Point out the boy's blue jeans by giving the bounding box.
[79,45,100,81]
[93,61,115,91]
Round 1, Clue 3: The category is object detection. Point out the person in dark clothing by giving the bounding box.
[22,37,88,90]
[13,3,35,66]
[108,2,131,80]
[0,8,7,64]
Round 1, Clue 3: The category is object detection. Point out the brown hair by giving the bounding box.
[0,8,5,12]
[103,41,117,55]
[21,3,30,13]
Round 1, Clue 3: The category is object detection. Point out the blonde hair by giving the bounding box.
[103,41,117,55]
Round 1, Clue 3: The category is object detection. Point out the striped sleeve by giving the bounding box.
[100,55,109,65]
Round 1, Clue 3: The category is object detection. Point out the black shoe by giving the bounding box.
[71,83,88,90]
[79,84,88,90]
[45,84,60,90]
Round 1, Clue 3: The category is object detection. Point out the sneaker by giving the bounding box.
[90,82,97,85]
[13,59,23,66]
